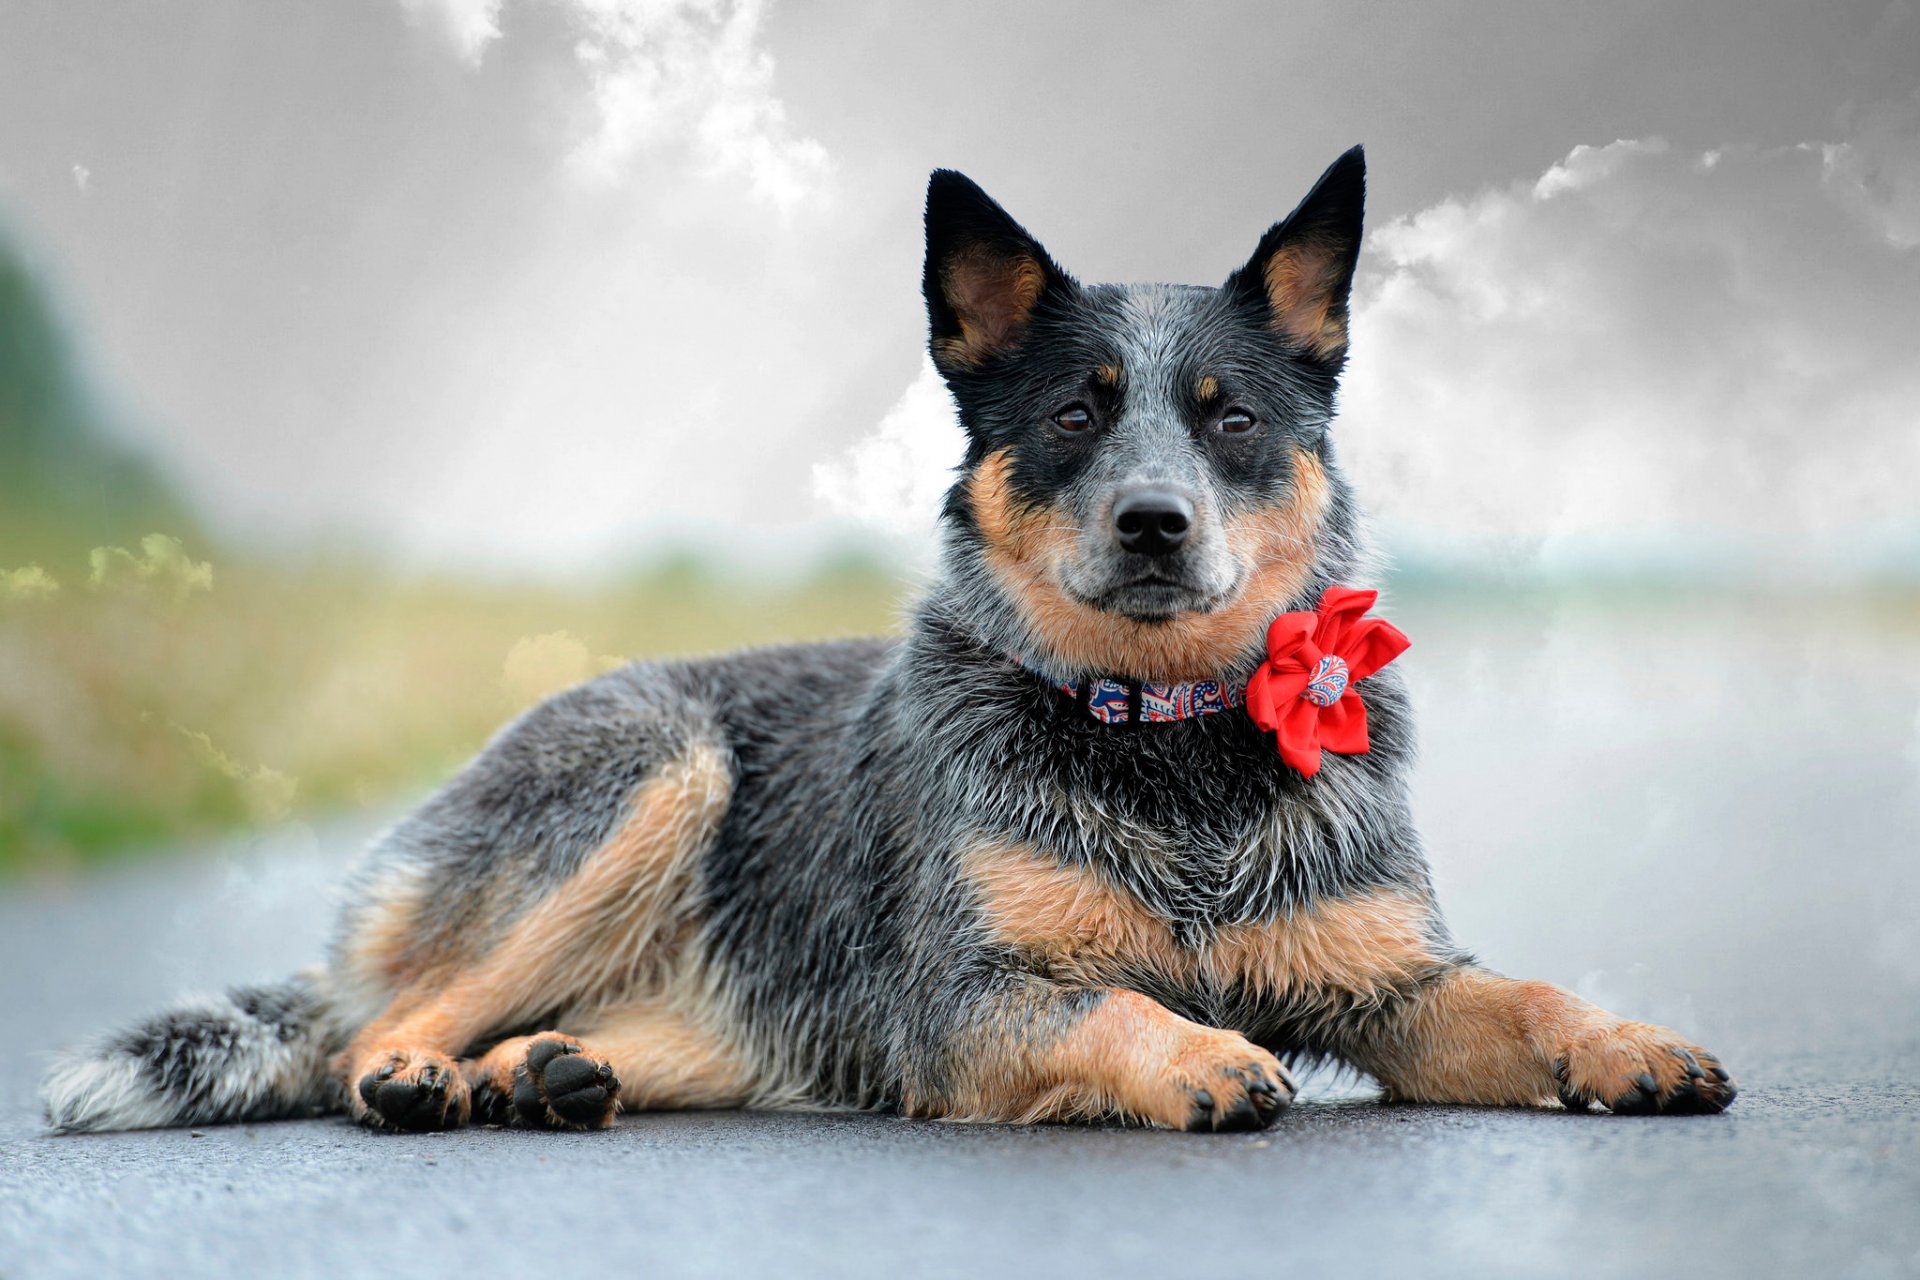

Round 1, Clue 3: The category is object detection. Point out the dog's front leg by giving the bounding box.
[912,974,1293,1131]
[1349,966,1737,1114]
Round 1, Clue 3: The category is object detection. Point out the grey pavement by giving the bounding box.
[3,594,1918,1278]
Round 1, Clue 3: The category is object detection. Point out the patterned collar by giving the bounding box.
[1014,657,1247,725]
[1005,586,1410,776]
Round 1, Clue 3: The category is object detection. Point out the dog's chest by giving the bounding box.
[958,839,1436,1006]
[921,668,1433,1001]
[966,728,1393,923]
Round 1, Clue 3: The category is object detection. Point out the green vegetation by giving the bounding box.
[0,546,906,879]
[0,227,907,879]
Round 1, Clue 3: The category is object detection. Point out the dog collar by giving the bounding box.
[1016,586,1410,777]
[1035,670,1247,725]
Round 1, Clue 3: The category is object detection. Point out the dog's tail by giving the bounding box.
[41,970,346,1133]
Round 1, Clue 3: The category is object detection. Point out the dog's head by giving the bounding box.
[926,148,1369,683]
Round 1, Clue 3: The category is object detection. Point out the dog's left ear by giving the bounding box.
[1226,146,1366,366]
[923,170,1076,374]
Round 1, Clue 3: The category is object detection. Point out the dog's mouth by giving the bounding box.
[1069,568,1244,623]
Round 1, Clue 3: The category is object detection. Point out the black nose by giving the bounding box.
[1111,489,1194,557]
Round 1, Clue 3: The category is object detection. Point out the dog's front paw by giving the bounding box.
[352,1048,471,1132]
[1161,1030,1294,1132]
[1553,1024,1736,1115]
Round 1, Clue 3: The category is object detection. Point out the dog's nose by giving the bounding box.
[1111,489,1194,557]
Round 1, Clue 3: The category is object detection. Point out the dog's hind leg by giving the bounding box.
[461,1033,623,1130]
[462,1002,751,1129]
[338,740,733,1131]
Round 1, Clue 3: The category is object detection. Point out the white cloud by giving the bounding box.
[1338,117,1920,555]
[564,0,829,212]
[403,0,829,211]
[812,357,964,536]
[399,0,503,66]
[1530,137,1668,200]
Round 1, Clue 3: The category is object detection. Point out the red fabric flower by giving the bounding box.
[1245,586,1410,777]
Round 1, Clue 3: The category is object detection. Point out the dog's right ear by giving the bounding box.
[923,171,1075,374]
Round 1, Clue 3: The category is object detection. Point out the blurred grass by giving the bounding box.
[8,531,1919,884]
[0,224,909,881]
[0,541,907,880]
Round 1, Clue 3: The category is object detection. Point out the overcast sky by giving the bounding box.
[0,0,1915,575]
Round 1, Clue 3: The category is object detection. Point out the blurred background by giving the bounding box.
[0,1,1916,1065]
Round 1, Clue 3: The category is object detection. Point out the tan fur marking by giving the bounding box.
[1195,373,1220,401]
[1357,967,1733,1109]
[968,449,1077,570]
[961,841,1438,1002]
[340,863,522,1000]
[1262,236,1349,358]
[968,448,1334,682]
[964,841,1182,980]
[575,1000,754,1111]
[1361,969,1607,1106]
[927,987,1288,1128]
[938,249,1046,367]
[1206,893,1438,1001]
[1095,363,1121,387]
[341,745,732,1108]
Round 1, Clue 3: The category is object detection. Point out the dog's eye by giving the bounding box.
[1052,404,1095,434]
[1217,408,1258,435]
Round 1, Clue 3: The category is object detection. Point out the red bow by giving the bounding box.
[1245,586,1410,777]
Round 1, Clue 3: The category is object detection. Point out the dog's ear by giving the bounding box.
[1225,146,1366,366]
[924,170,1075,373]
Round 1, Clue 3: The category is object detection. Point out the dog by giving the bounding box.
[43,147,1735,1134]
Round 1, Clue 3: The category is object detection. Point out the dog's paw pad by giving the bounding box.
[510,1038,620,1130]
[353,1051,469,1132]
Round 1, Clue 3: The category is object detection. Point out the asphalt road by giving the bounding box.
[5,598,1918,1278]
[4,1056,1915,1280]
[3,821,1917,1280]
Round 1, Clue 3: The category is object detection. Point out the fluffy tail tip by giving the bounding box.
[41,976,342,1134]
[42,1050,189,1133]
